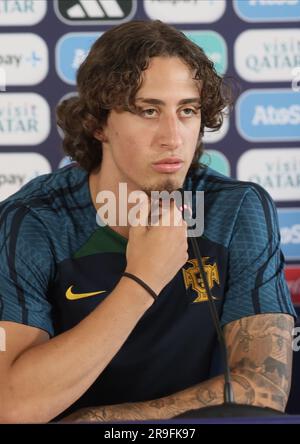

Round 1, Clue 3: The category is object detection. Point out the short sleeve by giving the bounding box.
[0,202,55,336]
[220,185,297,327]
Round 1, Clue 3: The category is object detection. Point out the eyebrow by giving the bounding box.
[135,98,201,106]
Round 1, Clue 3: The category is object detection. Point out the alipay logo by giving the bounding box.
[237,148,300,202]
[55,0,137,24]
[236,89,300,142]
[144,0,226,23]
[56,33,100,85]
[278,209,300,261]
[0,93,50,145]
[233,0,300,22]
[0,153,51,201]
[0,0,47,25]
[55,32,101,85]
[184,31,228,75]
[234,29,300,82]
[0,33,48,86]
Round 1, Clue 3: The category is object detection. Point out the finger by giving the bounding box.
[160,200,184,227]
[128,191,150,228]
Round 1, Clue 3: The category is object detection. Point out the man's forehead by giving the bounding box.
[129,57,202,105]
[141,56,199,79]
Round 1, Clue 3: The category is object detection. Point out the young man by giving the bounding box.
[0,21,296,423]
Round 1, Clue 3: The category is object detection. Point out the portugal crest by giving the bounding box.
[182,258,220,303]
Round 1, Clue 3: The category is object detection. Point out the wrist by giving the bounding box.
[119,274,155,309]
[122,272,158,302]
[124,268,163,296]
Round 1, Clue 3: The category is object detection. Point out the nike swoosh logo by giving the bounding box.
[66,285,106,301]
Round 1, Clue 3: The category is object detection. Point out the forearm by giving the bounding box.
[62,368,287,423]
[61,374,225,422]
[61,313,294,423]
[1,278,153,423]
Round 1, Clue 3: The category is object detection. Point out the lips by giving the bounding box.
[153,157,183,165]
[152,158,184,173]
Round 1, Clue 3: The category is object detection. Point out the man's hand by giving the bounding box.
[125,195,188,296]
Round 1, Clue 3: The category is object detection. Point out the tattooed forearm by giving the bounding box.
[60,313,294,422]
[225,313,294,411]
[231,368,287,411]
[60,373,252,422]
[231,374,255,404]
[61,375,229,422]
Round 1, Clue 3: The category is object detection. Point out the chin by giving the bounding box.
[142,178,184,196]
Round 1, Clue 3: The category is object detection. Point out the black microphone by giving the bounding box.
[174,188,283,418]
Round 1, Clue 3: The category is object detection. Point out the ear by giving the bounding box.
[94,129,108,143]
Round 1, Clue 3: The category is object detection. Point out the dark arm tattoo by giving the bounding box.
[60,313,294,422]
[225,313,294,412]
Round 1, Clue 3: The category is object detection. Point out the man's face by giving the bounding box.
[98,56,201,194]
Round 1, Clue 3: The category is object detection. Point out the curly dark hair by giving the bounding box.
[57,20,233,173]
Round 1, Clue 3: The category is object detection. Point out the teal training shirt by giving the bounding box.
[0,164,296,415]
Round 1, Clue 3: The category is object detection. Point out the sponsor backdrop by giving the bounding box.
[0,0,300,408]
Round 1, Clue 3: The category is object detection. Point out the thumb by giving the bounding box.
[128,191,150,228]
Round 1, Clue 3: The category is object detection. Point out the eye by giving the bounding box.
[141,108,158,118]
[179,107,200,117]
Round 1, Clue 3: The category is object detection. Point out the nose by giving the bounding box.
[156,114,183,150]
